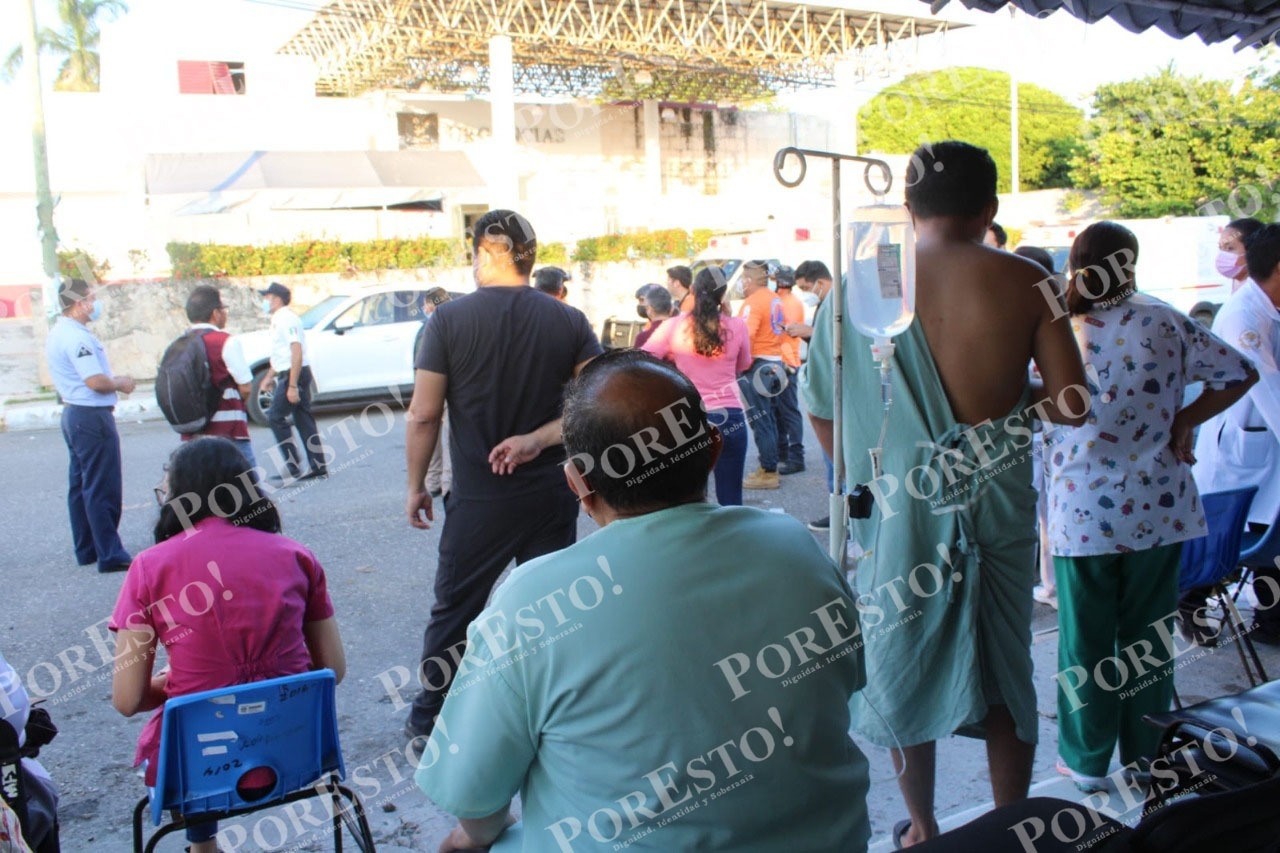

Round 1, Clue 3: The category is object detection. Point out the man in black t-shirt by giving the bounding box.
[403,209,602,743]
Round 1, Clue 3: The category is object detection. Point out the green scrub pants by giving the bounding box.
[1055,543,1181,777]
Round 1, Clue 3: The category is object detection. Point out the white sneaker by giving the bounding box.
[1034,585,1059,610]
[1057,757,1107,793]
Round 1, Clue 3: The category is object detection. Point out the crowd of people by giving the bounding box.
[17,137,1280,852]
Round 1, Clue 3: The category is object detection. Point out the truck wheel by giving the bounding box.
[248,367,273,426]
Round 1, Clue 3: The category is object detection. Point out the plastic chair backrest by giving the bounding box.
[151,670,343,826]
[1179,487,1256,592]
[1238,496,1280,567]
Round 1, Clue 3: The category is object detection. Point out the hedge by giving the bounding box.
[166,231,708,278]
[571,228,713,263]
[58,248,111,283]
[167,236,469,278]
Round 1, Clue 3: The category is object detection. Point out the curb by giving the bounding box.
[1,387,167,433]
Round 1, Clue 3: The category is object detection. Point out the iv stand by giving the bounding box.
[772,147,893,566]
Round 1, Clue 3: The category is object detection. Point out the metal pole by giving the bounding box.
[829,159,844,564]
[773,147,892,565]
[1009,6,1020,196]
[22,0,57,385]
[1010,71,1020,195]
[488,34,518,208]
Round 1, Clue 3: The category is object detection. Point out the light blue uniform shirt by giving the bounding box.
[46,316,116,407]
[416,502,870,852]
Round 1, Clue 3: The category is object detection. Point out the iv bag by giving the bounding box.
[847,205,916,339]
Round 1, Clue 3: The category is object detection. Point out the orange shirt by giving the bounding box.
[776,289,805,368]
[739,287,784,359]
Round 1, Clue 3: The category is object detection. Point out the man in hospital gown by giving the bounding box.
[802,141,1087,846]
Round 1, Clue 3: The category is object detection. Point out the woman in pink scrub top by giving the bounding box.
[109,437,345,853]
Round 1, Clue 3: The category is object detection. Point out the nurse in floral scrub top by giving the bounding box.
[1043,221,1257,793]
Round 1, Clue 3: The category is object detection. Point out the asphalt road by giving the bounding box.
[2,411,1272,851]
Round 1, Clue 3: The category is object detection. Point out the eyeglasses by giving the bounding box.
[153,463,170,507]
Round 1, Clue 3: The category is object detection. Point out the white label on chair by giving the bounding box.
[197,731,238,743]
[210,695,236,704]
[201,745,229,756]
[238,701,266,715]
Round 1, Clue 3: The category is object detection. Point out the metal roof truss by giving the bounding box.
[280,0,953,98]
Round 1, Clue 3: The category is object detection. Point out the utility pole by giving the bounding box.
[23,0,58,386]
[1009,6,1020,195]
[1010,71,1020,195]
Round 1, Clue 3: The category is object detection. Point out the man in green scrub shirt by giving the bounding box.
[416,349,871,852]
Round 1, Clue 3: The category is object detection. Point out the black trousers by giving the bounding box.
[266,366,326,477]
[407,487,579,735]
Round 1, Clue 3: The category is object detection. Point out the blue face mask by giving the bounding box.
[261,298,273,316]
[88,301,102,322]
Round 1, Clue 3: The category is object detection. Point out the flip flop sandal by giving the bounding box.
[893,819,912,850]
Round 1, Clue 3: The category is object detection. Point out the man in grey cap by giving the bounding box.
[259,281,327,482]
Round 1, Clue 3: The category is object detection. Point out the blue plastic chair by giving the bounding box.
[1179,487,1263,691]
[1225,501,1280,685]
[130,670,375,852]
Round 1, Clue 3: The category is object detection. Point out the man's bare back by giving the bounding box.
[914,238,1083,427]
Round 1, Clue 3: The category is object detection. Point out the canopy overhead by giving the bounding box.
[144,150,484,214]
[928,0,1280,50]
[278,0,965,98]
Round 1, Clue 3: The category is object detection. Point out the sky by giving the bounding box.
[0,0,1270,106]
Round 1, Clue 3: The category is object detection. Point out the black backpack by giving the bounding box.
[156,329,221,434]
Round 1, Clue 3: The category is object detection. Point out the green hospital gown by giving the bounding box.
[801,300,1040,747]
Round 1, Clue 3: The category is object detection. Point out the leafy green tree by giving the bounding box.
[3,0,128,92]
[1070,68,1280,220]
[857,67,1083,193]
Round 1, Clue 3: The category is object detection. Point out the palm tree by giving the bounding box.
[4,0,129,92]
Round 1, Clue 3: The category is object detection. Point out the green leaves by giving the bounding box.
[165,236,469,278]
[1073,69,1280,221]
[165,230,701,278]
[58,247,110,282]
[3,0,127,90]
[570,229,707,263]
[856,67,1084,193]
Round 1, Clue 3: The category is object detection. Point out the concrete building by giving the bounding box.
[0,0,859,308]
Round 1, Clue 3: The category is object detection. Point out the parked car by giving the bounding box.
[230,286,466,425]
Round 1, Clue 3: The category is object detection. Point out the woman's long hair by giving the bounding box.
[155,438,282,543]
[691,267,729,357]
[1067,221,1140,315]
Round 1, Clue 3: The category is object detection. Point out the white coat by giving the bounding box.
[1193,280,1280,526]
